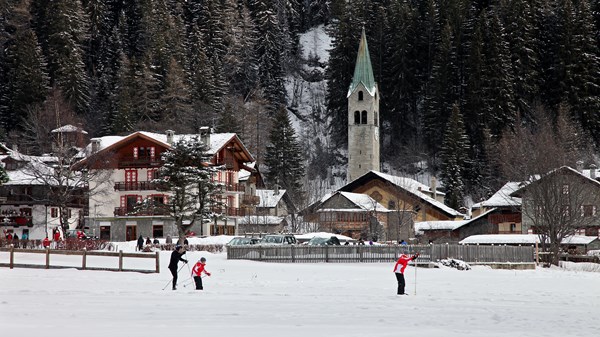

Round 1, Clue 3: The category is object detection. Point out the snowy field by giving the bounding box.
[1,241,599,337]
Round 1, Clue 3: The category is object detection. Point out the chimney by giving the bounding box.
[576,160,584,173]
[90,139,100,153]
[274,184,280,195]
[431,176,437,200]
[200,127,211,147]
[591,164,597,180]
[166,130,174,145]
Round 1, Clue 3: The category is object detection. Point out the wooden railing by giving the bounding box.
[227,244,536,264]
[0,247,160,273]
[114,207,170,216]
[114,181,158,191]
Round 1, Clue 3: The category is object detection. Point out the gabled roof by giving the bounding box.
[318,191,390,213]
[414,208,496,234]
[79,130,254,164]
[340,170,464,218]
[51,124,88,134]
[459,234,599,245]
[256,189,286,208]
[347,27,376,97]
[472,182,522,209]
[511,166,600,197]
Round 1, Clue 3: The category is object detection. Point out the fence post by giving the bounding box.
[358,246,362,262]
[155,251,160,273]
[291,245,295,263]
[118,250,123,271]
[325,246,329,263]
[9,245,14,269]
[45,248,50,269]
[82,249,87,270]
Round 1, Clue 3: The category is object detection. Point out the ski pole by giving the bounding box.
[162,262,187,290]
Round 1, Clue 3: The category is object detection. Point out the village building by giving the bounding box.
[78,128,259,241]
[0,143,85,241]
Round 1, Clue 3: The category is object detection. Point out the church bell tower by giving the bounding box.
[347,27,380,182]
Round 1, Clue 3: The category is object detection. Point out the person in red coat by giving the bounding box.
[53,229,60,241]
[191,257,211,290]
[393,253,419,295]
[42,236,50,248]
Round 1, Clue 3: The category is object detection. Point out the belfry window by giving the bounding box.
[354,111,360,124]
[374,111,378,126]
[358,91,363,101]
[361,110,367,124]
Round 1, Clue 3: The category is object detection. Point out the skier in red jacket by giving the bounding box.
[393,253,419,295]
[191,257,211,290]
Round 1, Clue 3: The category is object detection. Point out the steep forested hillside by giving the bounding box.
[0,0,599,207]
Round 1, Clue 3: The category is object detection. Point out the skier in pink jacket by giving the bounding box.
[393,253,419,295]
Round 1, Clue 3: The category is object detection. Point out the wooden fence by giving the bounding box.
[0,247,160,273]
[227,244,535,264]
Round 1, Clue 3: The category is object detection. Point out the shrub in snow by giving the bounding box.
[440,259,471,270]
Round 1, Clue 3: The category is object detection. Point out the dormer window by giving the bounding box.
[358,91,363,101]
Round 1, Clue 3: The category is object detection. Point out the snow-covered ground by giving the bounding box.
[1,241,599,337]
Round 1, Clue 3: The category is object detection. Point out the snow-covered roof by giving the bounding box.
[256,189,286,208]
[51,124,88,134]
[319,191,389,213]
[460,234,599,245]
[415,220,470,232]
[295,232,354,241]
[238,216,285,225]
[83,131,243,158]
[472,182,521,209]
[367,171,463,217]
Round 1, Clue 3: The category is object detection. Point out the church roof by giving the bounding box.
[347,27,376,97]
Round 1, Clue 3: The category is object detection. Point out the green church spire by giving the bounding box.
[347,27,376,97]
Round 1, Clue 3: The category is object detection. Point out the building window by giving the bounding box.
[51,208,58,218]
[374,111,378,126]
[361,110,367,124]
[582,205,596,217]
[354,111,360,124]
[153,225,164,238]
[358,91,363,101]
[388,200,396,210]
[510,223,516,232]
[562,184,569,195]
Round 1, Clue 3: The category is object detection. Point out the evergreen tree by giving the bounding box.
[0,0,49,136]
[264,107,305,203]
[223,1,258,98]
[153,136,222,241]
[440,104,469,210]
[161,57,193,124]
[252,0,287,110]
[43,0,90,114]
[481,10,516,136]
[0,164,8,185]
[422,21,460,161]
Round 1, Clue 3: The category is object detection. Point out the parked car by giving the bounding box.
[259,234,297,245]
[66,228,97,240]
[227,237,260,246]
[307,236,341,246]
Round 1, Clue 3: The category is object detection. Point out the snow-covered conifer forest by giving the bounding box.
[0,0,599,206]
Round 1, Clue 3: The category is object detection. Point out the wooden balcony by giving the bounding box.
[216,183,245,193]
[114,181,158,191]
[118,155,162,169]
[114,207,170,217]
[210,207,246,217]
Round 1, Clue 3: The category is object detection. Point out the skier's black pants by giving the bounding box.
[193,276,204,290]
[395,272,406,294]
[169,267,178,289]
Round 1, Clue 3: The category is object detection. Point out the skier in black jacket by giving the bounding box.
[168,245,188,290]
